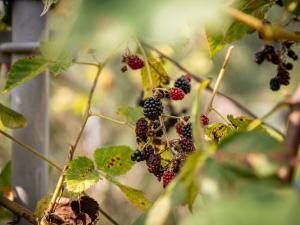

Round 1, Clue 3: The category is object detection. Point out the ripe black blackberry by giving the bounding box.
[131,150,145,162]
[284,62,293,70]
[254,51,265,64]
[181,122,192,139]
[270,77,281,91]
[287,49,298,61]
[174,76,191,94]
[179,138,195,153]
[143,97,163,120]
[135,118,148,142]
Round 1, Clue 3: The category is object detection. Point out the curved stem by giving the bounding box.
[73,61,99,67]
[260,101,288,122]
[90,112,126,125]
[0,129,62,171]
[206,46,234,114]
[210,108,230,125]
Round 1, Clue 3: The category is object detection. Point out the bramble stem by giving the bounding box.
[225,7,300,42]
[206,46,234,114]
[0,129,62,171]
[0,195,37,225]
[135,37,153,89]
[90,112,126,125]
[161,114,181,120]
[99,207,120,225]
[73,61,99,67]
[260,101,288,122]
[160,116,170,148]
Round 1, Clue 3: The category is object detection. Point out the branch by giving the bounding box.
[142,42,284,137]
[0,195,37,225]
[285,82,300,182]
[225,7,300,42]
[206,46,234,114]
[99,207,120,225]
[0,129,62,171]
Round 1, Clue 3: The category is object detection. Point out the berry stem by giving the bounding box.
[210,107,231,125]
[0,129,62,171]
[135,37,154,89]
[90,112,134,129]
[206,46,234,114]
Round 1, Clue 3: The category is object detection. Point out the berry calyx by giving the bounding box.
[200,114,209,126]
[174,76,191,94]
[143,97,164,120]
[170,87,185,101]
[181,122,192,139]
[163,171,177,188]
[123,54,145,70]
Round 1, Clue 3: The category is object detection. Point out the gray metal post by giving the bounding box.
[11,0,48,223]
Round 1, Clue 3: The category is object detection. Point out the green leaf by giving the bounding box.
[65,156,100,193]
[0,103,27,129]
[34,195,52,219]
[205,123,233,143]
[206,0,272,58]
[0,161,11,193]
[141,56,170,98]
[48,51,73,76]
[117,106,143,124]
[41,0,58,16]
[94,145,134,176]
[3,56,49,93]
[109,179,151,211]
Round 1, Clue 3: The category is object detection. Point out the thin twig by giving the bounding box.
[210,107,231,125]
[141,42,285,137]
[90,112,126,125]
[206,46,234,114]
[72,61,99,67]
[0,195,37,225]
[0,129,62,171]
[99,207,120,225]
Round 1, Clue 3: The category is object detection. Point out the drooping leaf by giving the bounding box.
[109,178,151,211]
[117,106,143,124]
[3,56,49,93]
[141,56,170,98]
[0,103,27,129]
[94,145,135,176]
[48,51,73,76]
[41,0,58,16]
[206,0,273,58]
[65,156,100,193]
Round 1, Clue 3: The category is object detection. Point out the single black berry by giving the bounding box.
[174,76,191,94]
[143,97,164,120]
[146,152,163,180]
[254,51,265,64]
[152,120,163,137]
[131,150,145,162]
[284,62,293,70]
[270,78,281,91]
[268,53,280,65]
[181,122,192,139]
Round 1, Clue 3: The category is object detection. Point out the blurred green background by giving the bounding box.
[1,0,300,224]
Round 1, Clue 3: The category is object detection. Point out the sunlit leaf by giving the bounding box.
[65,156,100,193]
[3,56,49,93]
[141,56,169,98]
[94,145,134,176]
[109,178,151,211]
[0,103,27,129]
[206,0,272,58]
[205,123,233,143]
[117,106,143,124]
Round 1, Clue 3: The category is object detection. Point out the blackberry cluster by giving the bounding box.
[131,75,197,188]
[121,51,144,71]
[143,97,163,120]
[254,23,298,91]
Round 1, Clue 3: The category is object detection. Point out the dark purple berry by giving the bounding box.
[181,122,192,139]
[270,78,281,91]
[143,97,164,120]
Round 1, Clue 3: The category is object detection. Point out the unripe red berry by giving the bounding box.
[200,114,209,126]
[163,171,177,188]
[170,88,185,101]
